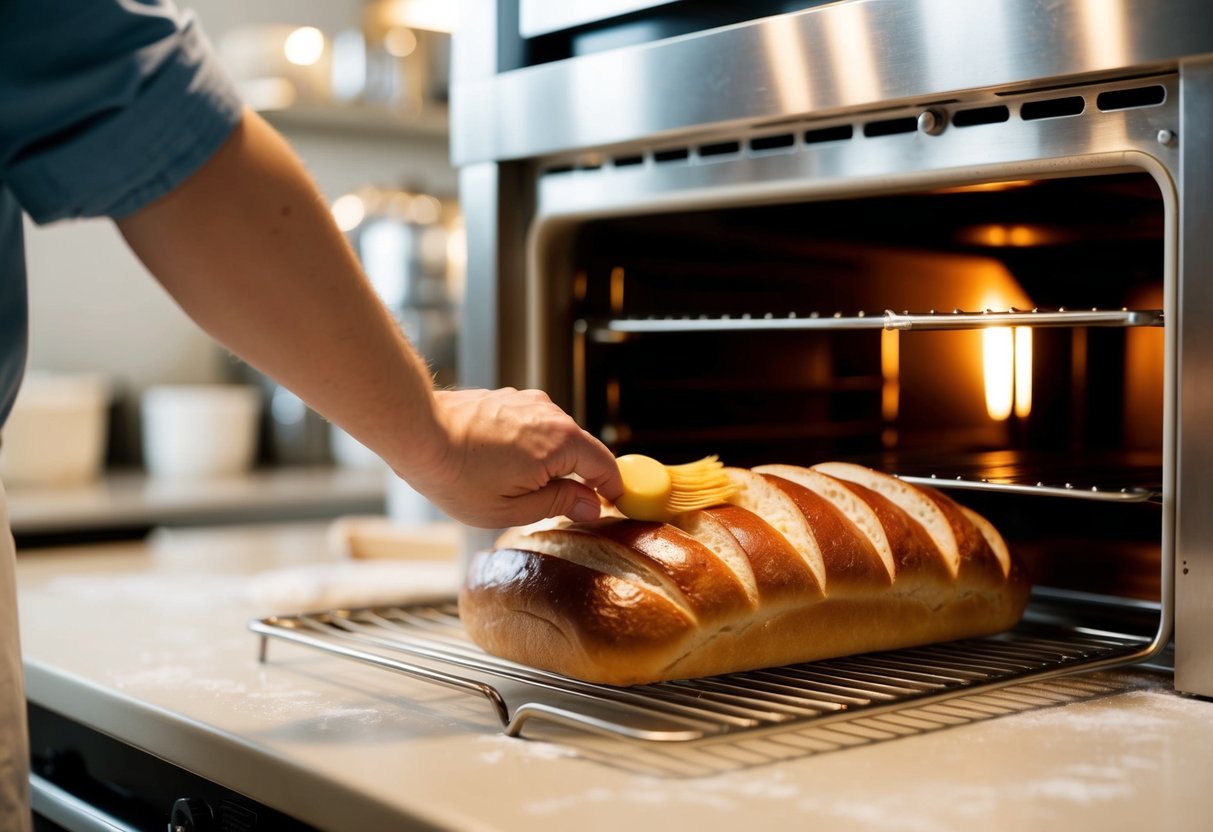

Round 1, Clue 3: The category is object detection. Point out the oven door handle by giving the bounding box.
[28,772,142,832]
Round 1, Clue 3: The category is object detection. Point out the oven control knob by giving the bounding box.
[168,797,214,832]
[917,108,947,135]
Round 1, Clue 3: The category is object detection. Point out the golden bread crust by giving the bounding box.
[459,462,1030,686]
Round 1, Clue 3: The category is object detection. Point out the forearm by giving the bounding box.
[116,108,445,477]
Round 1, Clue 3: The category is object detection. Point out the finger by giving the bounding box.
[512,478,603,524]
[559,430,624,501]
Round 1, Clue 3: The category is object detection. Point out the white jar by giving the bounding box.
[141,385,261,479]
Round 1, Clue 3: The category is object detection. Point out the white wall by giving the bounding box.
[21,0,456,457]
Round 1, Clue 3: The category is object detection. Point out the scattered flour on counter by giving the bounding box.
[476,734,580,766]
[42,573,249,610]
[313,706,384,729]
[512,679,1210,827]
[114,664,248,695]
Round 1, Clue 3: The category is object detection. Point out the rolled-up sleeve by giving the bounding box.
[0,0,244,222]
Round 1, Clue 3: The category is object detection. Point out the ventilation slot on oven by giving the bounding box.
[952,105,1011,127]
[698,140,741,158]
[1096,85,1166,111]
[1021,96,1086,121]
[613,154,645,168]
[863,116,919,137]
[804,124,854,144]
[749,133,796,152]
[654,147,691,163]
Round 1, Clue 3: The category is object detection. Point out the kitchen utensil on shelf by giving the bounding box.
[140,384,261,479]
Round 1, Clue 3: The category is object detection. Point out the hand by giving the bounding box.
[399,387,624,529]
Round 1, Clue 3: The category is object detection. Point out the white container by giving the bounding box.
[0,373,110,487]
[141,385,261,479]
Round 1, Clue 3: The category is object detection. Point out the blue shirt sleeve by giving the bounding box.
[0,0,244,222]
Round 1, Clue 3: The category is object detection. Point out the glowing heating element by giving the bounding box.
[983,326,1033,421]
[984,327,1014,421]
[880,328,900,447]
[1015,326,1033,419]
[881,329,900,421]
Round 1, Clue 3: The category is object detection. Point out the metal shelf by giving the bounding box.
[586,307,1163,339]
[252,601,1158,744]
[897,475,1161,504]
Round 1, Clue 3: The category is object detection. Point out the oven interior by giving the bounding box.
[549,169,1167,611]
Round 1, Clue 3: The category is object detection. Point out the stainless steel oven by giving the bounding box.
[449,0,1213,699]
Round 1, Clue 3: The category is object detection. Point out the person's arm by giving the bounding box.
[117,108,621,528]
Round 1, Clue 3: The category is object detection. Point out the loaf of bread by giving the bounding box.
[459,462,1031,686]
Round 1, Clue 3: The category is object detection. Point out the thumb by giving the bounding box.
[516,478,603,524]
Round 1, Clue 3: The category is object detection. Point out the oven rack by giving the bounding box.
[251,601,1157,745]
[586,307,1163,339]
[897,474,1160,504]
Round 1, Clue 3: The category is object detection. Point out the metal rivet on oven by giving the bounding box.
[1157,128,1176,146]
[917,109,947,135]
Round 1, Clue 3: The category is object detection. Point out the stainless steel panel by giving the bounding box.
[1175,57,1213,698]
[530,77,1180,219]
[457,163,503,391]
[457,161,535,554]
[520,0,681,38]
[452,0,1213,165]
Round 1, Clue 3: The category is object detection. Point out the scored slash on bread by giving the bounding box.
[753,464,896,582]
[812,462,962,577]
[721,468,829,589]
[461,461,1030,686]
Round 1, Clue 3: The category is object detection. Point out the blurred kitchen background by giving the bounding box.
[5,0,461,540]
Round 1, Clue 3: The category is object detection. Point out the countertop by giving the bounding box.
[6,466,387,538]
[15,522,1213,832]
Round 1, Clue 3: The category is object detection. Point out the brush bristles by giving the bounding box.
[665,456,736,511]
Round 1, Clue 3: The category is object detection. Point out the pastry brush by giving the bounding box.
[614,454,737,522]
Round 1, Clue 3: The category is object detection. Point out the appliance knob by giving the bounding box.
[168,797,214,832]
[917,108,947,135]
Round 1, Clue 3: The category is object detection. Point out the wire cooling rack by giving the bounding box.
[250,597,1159,743]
